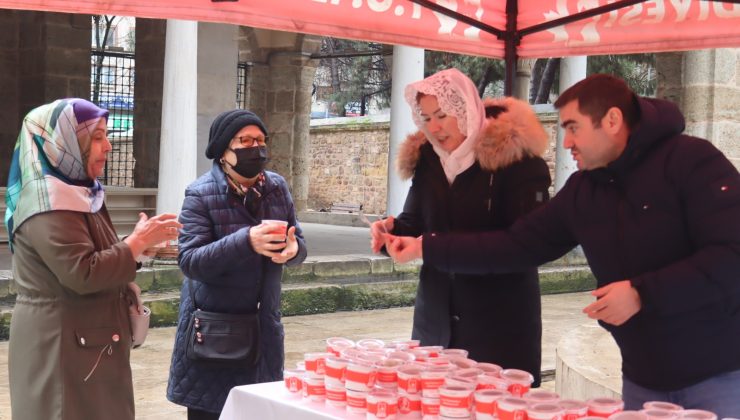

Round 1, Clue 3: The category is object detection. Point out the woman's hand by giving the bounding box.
[124,212,182,259]
[387,235,423,263]
[249,223,289,257]
[271,226,299,264]
[370,216,394,254]
[126,282,144,315]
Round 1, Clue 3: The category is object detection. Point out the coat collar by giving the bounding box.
[396,97,549,180]
[210,161,280,197]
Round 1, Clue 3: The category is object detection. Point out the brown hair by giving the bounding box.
[554,74,639,129]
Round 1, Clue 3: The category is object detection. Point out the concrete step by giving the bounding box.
[0,257,596,340]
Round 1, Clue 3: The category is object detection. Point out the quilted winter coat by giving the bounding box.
[166,163,307,413]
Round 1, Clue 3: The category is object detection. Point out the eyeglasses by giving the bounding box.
[233,135,268,148]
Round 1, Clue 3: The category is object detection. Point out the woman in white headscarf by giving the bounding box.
[370,69,551,385]
[5,98,181,420]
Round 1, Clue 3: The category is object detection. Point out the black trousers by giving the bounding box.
[187,407,220,420]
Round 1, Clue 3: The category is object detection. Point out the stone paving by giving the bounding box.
[0,292,597,419]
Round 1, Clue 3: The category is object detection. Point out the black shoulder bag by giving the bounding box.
[185,277,261,366]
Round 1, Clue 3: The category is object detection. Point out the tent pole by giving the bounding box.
[504,0,518,96]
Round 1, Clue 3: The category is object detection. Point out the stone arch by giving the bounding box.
[237,27,322,210]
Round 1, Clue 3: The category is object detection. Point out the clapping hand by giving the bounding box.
[125,212,182,260]
[369,216,394,254]
[386,235,423,263]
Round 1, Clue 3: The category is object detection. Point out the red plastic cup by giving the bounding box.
[560,399,589,419]
[303,375,326,403]
[501,369,535,397]
[607,411,648,420]
[326,336,355,356]
[346,389,368,415]
[587,397,624,418]
[498,396,529,420]
[304,352,331,376]
[642,402,683,412]
[397,365,423,396]
[324,356,349,388]
[438,384,474,418]
[421,396,440,417]
[640,409,680,420]
[345,360,377,392]
[474,388,509,420]
[261,219,288,243]
[375,358,405,389]
[398,393,422,417]
[524,390,560,405]
[528,403,565,420]
[420,365,455,398]
[283,368,304,396]
[477,363,503,377]
[679,410,717,420]
[478,373,510,390]
[366,389,398,419]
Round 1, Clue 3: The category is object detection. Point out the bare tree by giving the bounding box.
[91,15,117,104]
[534,58,560,104]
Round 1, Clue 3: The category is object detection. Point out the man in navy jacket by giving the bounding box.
[387,74,740,416]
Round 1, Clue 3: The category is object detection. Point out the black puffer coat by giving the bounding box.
[393,97,552,385]
[424,97,740,391]
[167,163,307,413]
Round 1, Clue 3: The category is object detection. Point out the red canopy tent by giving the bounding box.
[1,0,738,93]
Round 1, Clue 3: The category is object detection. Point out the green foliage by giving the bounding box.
[317,38,391,116]
[588,54,656,96]
[425,51,505,97]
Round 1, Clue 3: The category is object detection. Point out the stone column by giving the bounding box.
[264,52,317,211]
[157,20,198,215]
[133,19,166,188]
[196,22,239,176]
[655,52,684,106]
[514,58,536,101]
[554,56,586,192]
[681,49,739,170]
[244,63,269,117]
[387,45,424,216]
[292,62,319,212]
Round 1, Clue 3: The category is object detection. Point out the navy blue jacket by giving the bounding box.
[424,97,740,391]
[167,163,307,412]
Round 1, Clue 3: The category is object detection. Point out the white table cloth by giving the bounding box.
[219,381,367,420]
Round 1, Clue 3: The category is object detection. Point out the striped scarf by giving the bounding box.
[5,99,108,245]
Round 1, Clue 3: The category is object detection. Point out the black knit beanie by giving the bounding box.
[205,109,268,159]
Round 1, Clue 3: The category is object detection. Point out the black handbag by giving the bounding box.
[185,277,261,366]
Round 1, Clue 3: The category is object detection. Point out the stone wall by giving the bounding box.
[308,113,560,215]
[0,11,91,185]
[308,122,391,214]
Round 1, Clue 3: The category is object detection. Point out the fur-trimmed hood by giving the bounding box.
[397,97,549,180]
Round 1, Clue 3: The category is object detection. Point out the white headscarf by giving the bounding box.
[404,68,486,184]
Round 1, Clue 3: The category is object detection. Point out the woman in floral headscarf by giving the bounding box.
[370,69,551,385]
[5,98,181,420]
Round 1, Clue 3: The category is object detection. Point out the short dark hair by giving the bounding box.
[554,74,639,129]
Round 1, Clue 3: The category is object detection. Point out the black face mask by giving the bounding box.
[225,146,268,179]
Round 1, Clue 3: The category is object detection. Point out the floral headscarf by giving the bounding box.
[404,68,486,184]
[5,98,108,244]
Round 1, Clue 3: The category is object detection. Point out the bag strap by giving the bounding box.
[188,258,266,312]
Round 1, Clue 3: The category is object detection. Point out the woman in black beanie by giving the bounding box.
[166,109,307,420]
